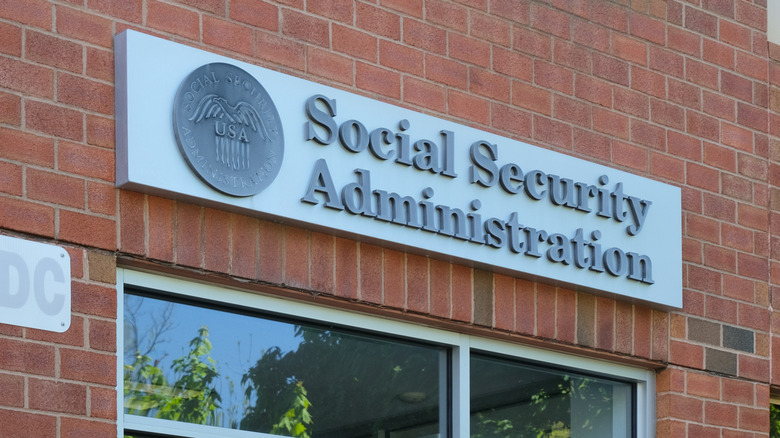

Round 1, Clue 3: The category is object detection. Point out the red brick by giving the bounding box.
[0,57,53,99]
[61,417,116,438]
[255,31,305,72]
[231,214,259,280]
[0,161,21,196]
[0,197,56,237]
[737,102,768,133]
[0,21,21,57]
[493,274,514,331]
[60,348,116,386]
[535,60,573,94]
[358,242,381,303]
[469,67,510,102]
[703,38,735,69]
[356,3,400,40]
[60,210,115,249]
[470,11,511,46]
[572,17,610,53]
[593,108,629,140]
[667,131,701,161]
[704,244,737,272]
[739,303,770,331]
[148,0,200,39]
[284,226,309,289]
[738,153,767,181]
[258,220,283,283]
[404,77,446,113]
[59,141,114,181]
[720,19,752,51]
[574,128,611,160]
[86,114,114,148]
[449,33,490,68]
[26,100,83,141]
[735,1,766,32]
[56,6,113,48]
[58,73,114,115]
[406,253,429,313]
[687,372,721,399]
[722,71,753,102]
[554,95,590,128]
[668,26,701,57]
[512,81,551,115]
[26,31,82,74]
[629,11,665,45]
[613,140,648,171]
[0,0,51,29]
[203,15,253,56]
[307,0,352,23]
[492,103,532,138]
[356,62,400,99]
[86,47,113,83]
[451,264,472,322]
[593,53,629,87]
[685,6,718,38]
[382,0,423,18]
[0,374,23,408]
[0,92,20,127]
[429,258,451,318]
[703,90,735,121]
[687,111,719,143]
[536,283,555,338]
[651,99,685,130]
[0,127,55,167]
[230,0,277,31]
[649,46,684,79]
[308,48,353,85]
[531,3,570,39]
[686,58,720,90]
[611,33,647,66]
[383,249,404,308]
[426,54,467,89]
[0,409,56,438]
[403,18,446,55]
[670,340,704,369]
[703,191,735,221]
[118,190,145,255]
[492,47,533,81]
[90,386,117,420]
[26,168,83,208]
[449,90,489,125]
[631,66,665,99]
[592,0,628,32]
[513,26,552,60]
[336,25,378,63]
[426,0,468,32]
[722,123,753,152]
[492,0,530,24]
[173,202,202,268]
[573,75,611,108]
[650,152,685,184]
[534,115,572,149]
[722,378,754,404]
[0,338,55,376]
[89,318,116,352]
[739,203,768,231]
[29,378,86,415]
[89,0,142,22]
[281,9,329,48]
[178,0,226,14]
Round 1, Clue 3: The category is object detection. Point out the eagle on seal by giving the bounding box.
[188,94,271,170]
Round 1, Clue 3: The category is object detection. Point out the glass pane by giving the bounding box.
[470,353,632,438]
[771,404,780,437]
[123,292,446,437]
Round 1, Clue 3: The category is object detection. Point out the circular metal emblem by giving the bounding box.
[173,63,284,197]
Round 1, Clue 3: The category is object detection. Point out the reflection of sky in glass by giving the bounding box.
[124,293,302,427]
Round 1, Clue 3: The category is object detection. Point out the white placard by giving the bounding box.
[115,30,682,309]
[0,235,71,332]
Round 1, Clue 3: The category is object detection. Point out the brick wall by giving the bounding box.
[0,0,776,436]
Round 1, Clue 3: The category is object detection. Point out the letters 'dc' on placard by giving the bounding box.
[115,30,683,309]
[0,235,71,332]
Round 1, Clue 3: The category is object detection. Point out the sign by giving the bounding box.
[0,235,71,332]
[115,31,682,309]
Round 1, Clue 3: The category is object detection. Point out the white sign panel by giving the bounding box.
[115,31,682,309]
[0,235,71,332]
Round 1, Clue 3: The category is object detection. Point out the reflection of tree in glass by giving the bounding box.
[771,404,780,437]
[124,326,222,425]
[240,326,440,437]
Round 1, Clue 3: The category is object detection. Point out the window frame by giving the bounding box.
[117,268,656,438]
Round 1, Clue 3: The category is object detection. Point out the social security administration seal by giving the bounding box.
[173,63,284,197]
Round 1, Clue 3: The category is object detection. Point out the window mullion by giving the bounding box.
[451,335,470,438]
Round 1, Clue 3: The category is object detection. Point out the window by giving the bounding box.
[118,270,655,438]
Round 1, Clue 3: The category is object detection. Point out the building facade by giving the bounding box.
[0,0,778,437]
